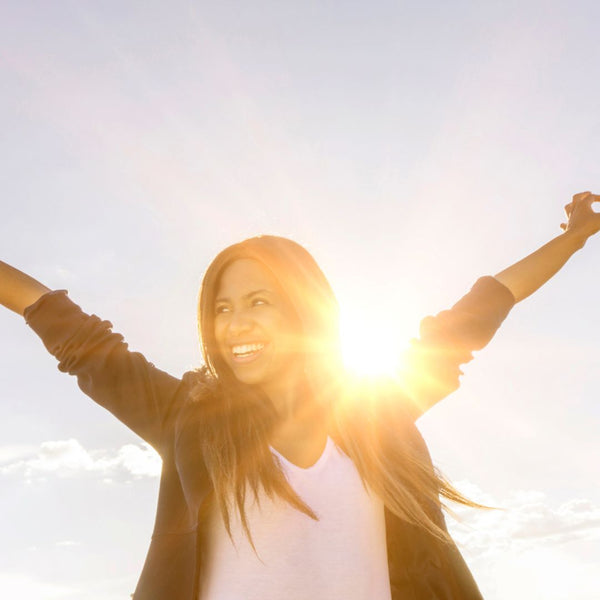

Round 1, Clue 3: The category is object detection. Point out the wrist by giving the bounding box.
[562,228,588,251]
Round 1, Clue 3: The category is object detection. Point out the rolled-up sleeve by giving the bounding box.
[25,290,183,452]
[402,277,515,419]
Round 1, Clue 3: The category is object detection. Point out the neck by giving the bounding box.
[261,378,308,421]
[267,381,332,469]
[256,358,306,418]
[261,371,332,431]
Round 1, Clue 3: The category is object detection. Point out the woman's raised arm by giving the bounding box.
[0,260,51,315]
[1,259,189,453]
[495,191,600,302]
[401,191,600,418]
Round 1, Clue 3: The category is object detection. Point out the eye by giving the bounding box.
[251,297,269,307]
[214,303,231,315]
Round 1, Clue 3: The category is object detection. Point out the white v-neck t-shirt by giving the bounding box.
[199,437,392,600]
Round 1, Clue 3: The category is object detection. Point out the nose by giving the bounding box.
[227,309,253,336]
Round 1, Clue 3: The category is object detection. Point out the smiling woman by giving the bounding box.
[1,193,600,600]
[213,258,304,399]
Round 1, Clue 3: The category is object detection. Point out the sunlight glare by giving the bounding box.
[339,307,412,378]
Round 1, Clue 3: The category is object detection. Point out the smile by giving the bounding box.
[231,342,266,362]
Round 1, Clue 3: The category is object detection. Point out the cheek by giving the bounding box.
[213,319,227,348]
[274,318,303,351]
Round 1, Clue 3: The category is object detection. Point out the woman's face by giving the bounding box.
[213,258,304,398]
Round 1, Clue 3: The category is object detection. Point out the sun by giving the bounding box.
[339,306,412,379]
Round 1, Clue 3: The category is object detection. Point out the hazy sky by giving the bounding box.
[1,1,599,599]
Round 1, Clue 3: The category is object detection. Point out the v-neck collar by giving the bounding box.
[270,436,334,473]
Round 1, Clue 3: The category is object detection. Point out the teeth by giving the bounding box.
[232,343,265,356]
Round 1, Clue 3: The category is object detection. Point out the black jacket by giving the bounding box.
[25,276,514,599]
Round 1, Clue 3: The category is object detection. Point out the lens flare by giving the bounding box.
[339,308,411,378]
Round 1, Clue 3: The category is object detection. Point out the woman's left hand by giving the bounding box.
[560,191,600,242]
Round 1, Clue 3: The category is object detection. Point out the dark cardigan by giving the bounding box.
[25,276,515,599]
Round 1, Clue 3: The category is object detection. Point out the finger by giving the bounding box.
[564,203,573,218]
[572,191,592,206]
[579,192,599,209]
[573,190,592,200]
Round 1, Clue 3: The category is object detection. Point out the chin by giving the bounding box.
[229,365,269,387]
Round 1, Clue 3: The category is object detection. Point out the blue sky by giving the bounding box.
[1,1,599,598]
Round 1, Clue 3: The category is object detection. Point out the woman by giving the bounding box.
[2,192,599,599]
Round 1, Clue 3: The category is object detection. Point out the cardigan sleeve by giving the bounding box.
[24,290,185,453]
[401,276,515,419]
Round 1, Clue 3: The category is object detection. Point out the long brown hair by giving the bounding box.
[193,235,480,545]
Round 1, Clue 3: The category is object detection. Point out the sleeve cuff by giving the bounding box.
[23,289,70,327]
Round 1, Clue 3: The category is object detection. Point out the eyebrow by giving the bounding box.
[215,289,273,304]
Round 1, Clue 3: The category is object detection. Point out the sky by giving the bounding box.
[1,1,599,598]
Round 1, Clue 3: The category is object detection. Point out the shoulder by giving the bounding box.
[335,375,417,439]
[175,367,221,422]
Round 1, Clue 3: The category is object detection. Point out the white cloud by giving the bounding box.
[0,444,38,464]
[448,482,600,556]
[508,496,600,541]
[0,571,132,600]
[0,572,78,600]
[114,443,163,477]
[446,483,600,600]
[473,544,600,600]
[0,439,162,481]
[28,439,95,473]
